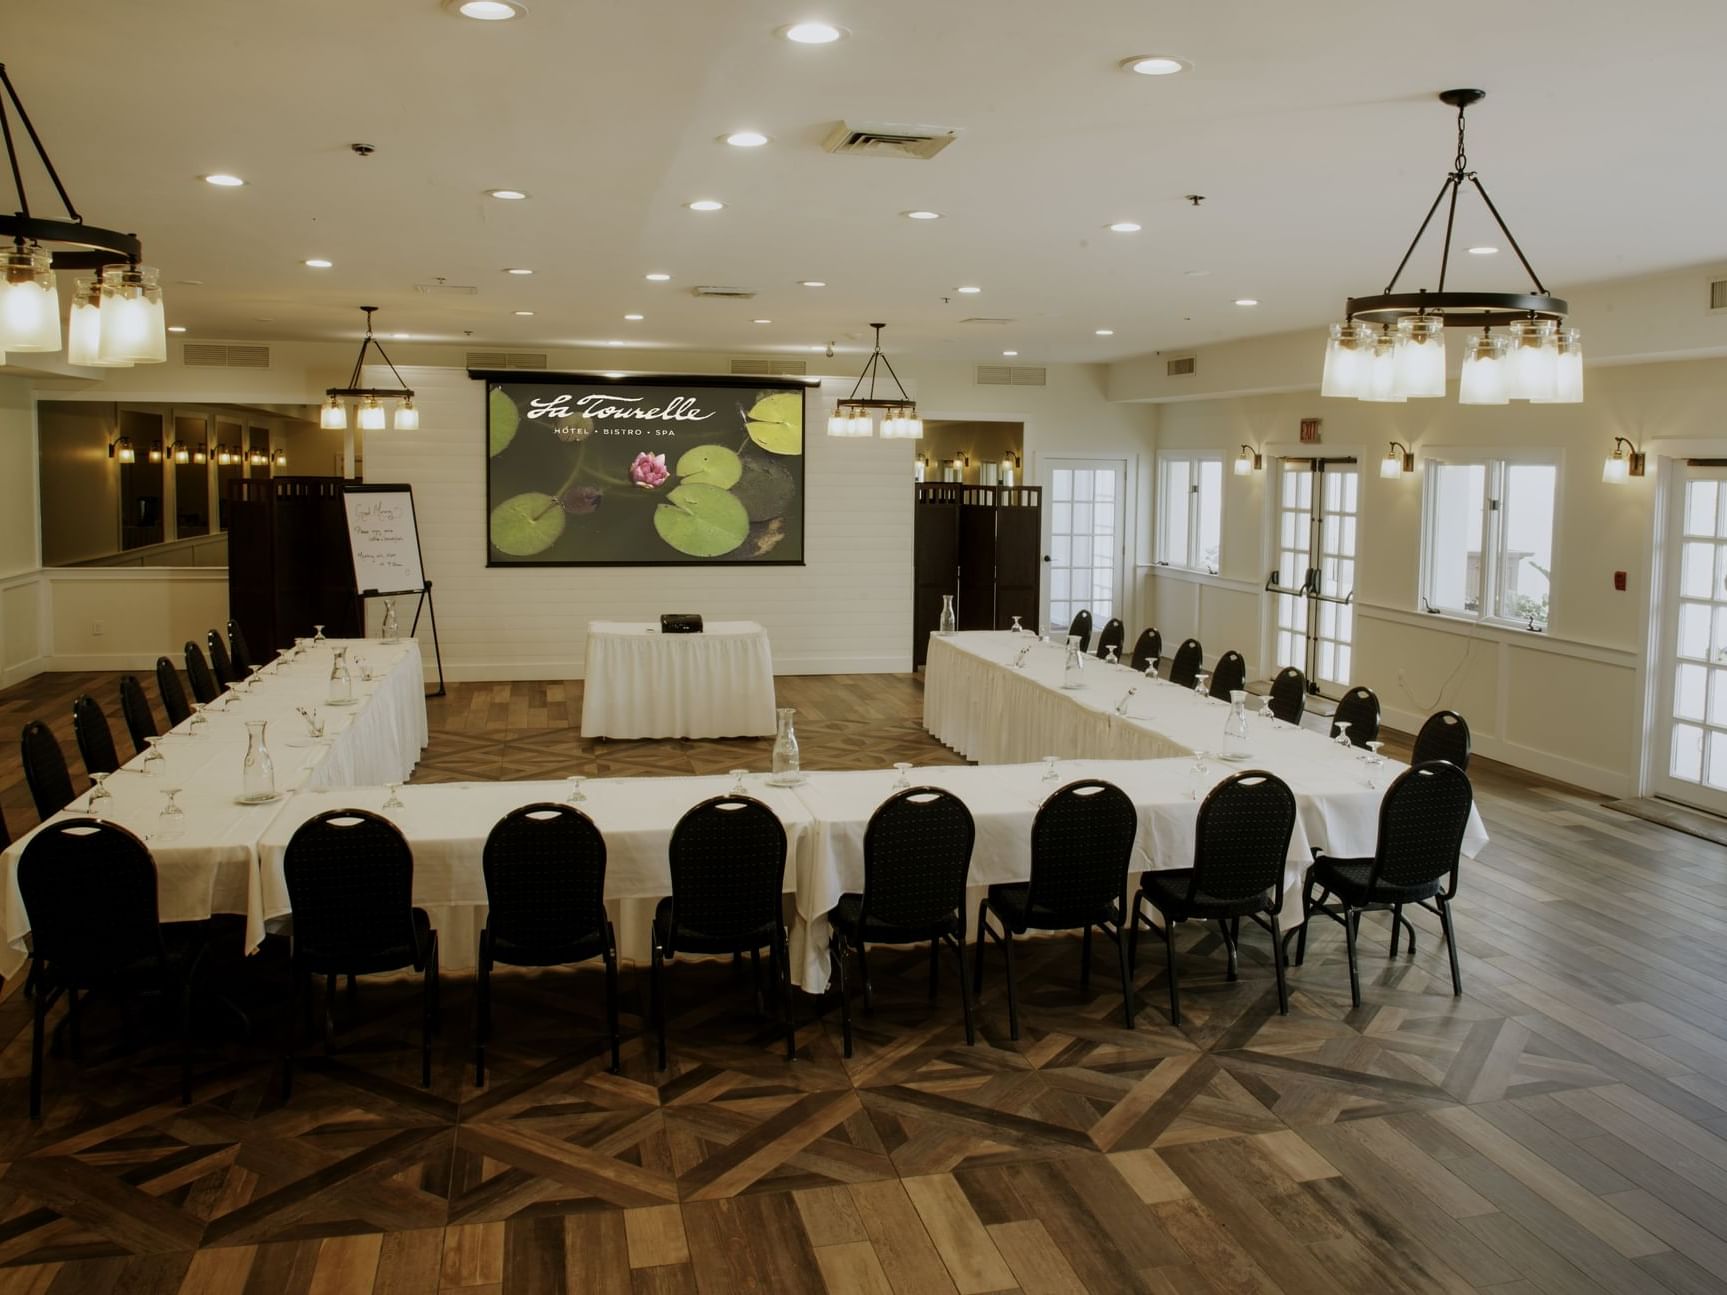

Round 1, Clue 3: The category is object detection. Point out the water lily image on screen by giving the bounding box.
[485,378,805,566]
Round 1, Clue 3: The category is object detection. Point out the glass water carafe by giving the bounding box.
[242,719,275,801]
[1222,690,1251,756]
[381,598,400,643]
[772,707,800,778]
[328,646,353,704]
[1062,640,1086,689]
[938,594,956,636]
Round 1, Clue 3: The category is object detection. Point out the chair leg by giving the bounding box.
[1296,880,1316,967]
[1001,928,1020,1042]
[1162,913,1182,1027]
[750,945,765,1018]
[651,941,668,1071]
[29,983,47,1121]
[1344,908,1363,1009]
[928,938,941,1001]
[1217,919,1239,982]
[774,927,797,1061]
[947,936,975,1046]
[1114,922,1135,1029]
[972,899,989,995]
[1080,924,1093,989]
[421,941,438,1090]
[858,944,874,1015]
[833,934,854,1060]
[474,935,490,1088]
[604,930,621,1073]
[1437,897,1463,997]
[1268,915,1289,1016]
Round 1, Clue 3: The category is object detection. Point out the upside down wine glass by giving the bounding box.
[155,787,185,841]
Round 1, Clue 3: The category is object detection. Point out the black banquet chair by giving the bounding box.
[1208,651,1247,699]
[1297,762,1475,1008]
[1168,638,1204,690]
[1330,686,1381,748]
[206,629,235,689]
[17,818,203,1118]
[1095,618,1126,662]
[476,803,619,1084]
[119,674,158,755]
[1129,627,1162,675]
[1066,609,1094,652]
[184,641,220,704]
[228,619,256,676]
[1133,770,1298,1025]
[829,786,976,1057]
[653,795,794,1068]
[156,656,192,727]
[1268,667,1307,725]
[281,809,439,1095]
[1412,710,1471,771]
[71,695,121,780]
[975,780,1138,1038]
[21,721,75,821]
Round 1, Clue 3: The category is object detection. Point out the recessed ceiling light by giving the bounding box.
[504,267,533,275]
[724,131,770,148]
[1122,54,1190,76]
[1234,298,1259,306]
[645,272,671,281]
[687,199,724,211]
[607,340,626,346]
[202,173,245,187]
[1002,350,1019,357]
[623,313,644,321]
[1467,245,1499,255]
[1107,221,1142,233]
[167,325,187,334]
[448,0,526,18]
[957,285,982,294]
[753,318,772,324]
[487,188,528,200]
[393,332,410,339]
[514,310,535,316]
[903,210,941,220]
[799,280,826,288]
[303,258,333,269]
[778,21,846,43]
[1095,329,1115,336]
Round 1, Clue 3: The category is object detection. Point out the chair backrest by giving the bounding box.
[206,630,234,688]
[1331,686,1381,747]
[1413,710,1471,771]
[71,695,120,779]
[1129,627,1162,674]
[155,656,192,726]
[1067,609,1093,652]
[667,796,788,944]
[0,804,9,852]
[1208,651,1247,699]
[20,721,75,821]
[861,787,976,931]
[184,641,219,704]
[1189,771,1299,907]
[227,619,254,676]
[1369,762,1474,895]
[18,818,163,984]
[482,803,608,954]
[1026,780,1138,925]
[118,675,158,755]
[1269,667,1306,724]
[1169,638,1204,689]
[1095,618,1126,661]
[284,810,421,970]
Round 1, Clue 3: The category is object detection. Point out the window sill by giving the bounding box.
[1419,607,1549,635]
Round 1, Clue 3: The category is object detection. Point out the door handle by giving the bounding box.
[1042,555,1051,562]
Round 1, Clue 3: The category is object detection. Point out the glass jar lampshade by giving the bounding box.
[66,276,131,367]
[393,397,419,430]
[1392,315,1446,398]
[357,395,386,431]
[96,264,166,363]
[320,395,347,429]
[1361,327,1406,402]
[1457,331,1510,405]
[827,404,872,437]
[1534,327,1583,404]
[0,245,61,352]
[1507,319,1558,401]
[1319,321,1373,398]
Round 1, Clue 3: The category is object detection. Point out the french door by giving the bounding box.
[1042,458,1126,635]
[1270,457,1359,695]
[1653,463,1727,813]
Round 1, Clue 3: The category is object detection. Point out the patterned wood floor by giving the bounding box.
[0,672,1726,1292]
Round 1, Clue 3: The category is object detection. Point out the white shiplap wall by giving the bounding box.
[362,367,913,680]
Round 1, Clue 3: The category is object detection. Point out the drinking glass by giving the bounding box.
[729,768,749,795]
[154,787,185,841]
[566,774,587,803]
[383,782,405,810]
[1193,673,1210,698]
[293,636,311,659]
[1365,741,1387,789]
[141,735,167,776]
[1259,695,1276,721]
[1144,658,1160,679]
[1009,615,1023,635]
[1334,721,1353,750]
[893,761,913,789]
[188,702,209,735]
[85,770,112,814]
[312,624,327,643]
[1042,754,1061,782]
[1189,749,1212,801]
[1104,646,1119,666]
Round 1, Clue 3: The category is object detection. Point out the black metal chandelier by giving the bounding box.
[1322,89,1582,406]
[826,323,922,438]
[0,62,165,365]
[321,307,418,431]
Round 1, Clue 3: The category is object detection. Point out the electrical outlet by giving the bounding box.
[91,620,105,637]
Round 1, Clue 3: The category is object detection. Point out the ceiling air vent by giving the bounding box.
[183,343,270,368]
[413,282,478,296]
[731,358,808,376]
[1166,356,1197,376]
[975,364,1047,387]
[960,317,1014,326]
[1711,279,1727,311]
[465,351,548,369]
[821,120,958,161]
[691,285,756,300]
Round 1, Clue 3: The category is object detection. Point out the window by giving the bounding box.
[1421,455,1557,628]
[1156,455,1223,573]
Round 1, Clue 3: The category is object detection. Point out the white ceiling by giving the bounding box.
[11,0,1727,362]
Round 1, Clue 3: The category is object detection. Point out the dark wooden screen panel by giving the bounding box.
[956,485,998,631]
[227,476,362,658]
[994,484,1042,630]
[912,482,961,668]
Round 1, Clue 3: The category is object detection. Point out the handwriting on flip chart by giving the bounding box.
[344,489,425,592]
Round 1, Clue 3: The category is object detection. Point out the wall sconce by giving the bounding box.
[272,447,288,469]
[1603,436,1646,484]
[913,452,927,483]
[1379,440,1415,479]
[217,444,238,466]
[1233,444,1263,476]
[172,442,191,465]
[248,447,268,467]
[192,443,208,465]
[1002,450,1019,488]
[146,441,163,464]
[109,436,135,463]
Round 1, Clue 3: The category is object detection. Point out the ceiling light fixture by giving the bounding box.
[753,318,772,324]
[202,173,245,187]
[686,199,724,211]
[321,306,417,432]
[304,258,333,269]
[449,0,527,18]
[514,310,534,316]
[607,340,625,346]
[1323,89,1577,405]
[167,325,186,333]
[723,131,770,148]
[829,322,921,439]
[1467,246,1498,255]
[902,210,941,220]
[779,21,846,43]
[1234,298,1259,306]
[1122,54,1189,76]
[0,64,165,364]
[957,285,981,294]
[623,313,643,320]
[1107,222,1142,233]
[504,267,533,275]
[645,272,670,281]
[1095,329,1115,336]
[800,280,826,288]
[486,188,528,200]
[1002,350,1018,357]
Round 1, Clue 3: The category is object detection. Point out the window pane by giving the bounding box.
[1707,731,1727,790]
[1496,464,1556,626]
[1197,461,1222,571]
[1072,502,1093,536]
[1672,722,1705,782]
[1161,461,1191,566]
[1072,470,1094,502]
[1683,542,1716,599]
[1051,569,1070,601]
[1708,670,1727,726]
[1680,602,1712,660]
[1677,662,1708,721]
[1051,502,1071,535]
[1687,481,1719,537]
[1052,469,1072,502]
[1049,535,1070,566]
[1428,463,1486,615]
[1096,471,1116,501]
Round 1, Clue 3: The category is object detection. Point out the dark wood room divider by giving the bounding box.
[912,482,1042,667]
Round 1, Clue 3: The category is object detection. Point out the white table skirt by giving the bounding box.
[580,620,777,740]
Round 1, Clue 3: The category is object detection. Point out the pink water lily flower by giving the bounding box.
[630,451,669,489]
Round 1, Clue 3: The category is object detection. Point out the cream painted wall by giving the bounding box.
[0,379,44,684]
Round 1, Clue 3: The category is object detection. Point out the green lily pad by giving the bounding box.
[732,453,797,522]
[489,388,520,457]
[653,482,749,557]
[676,443,743,489]
[745,391,802,456]
[490,492,566,556]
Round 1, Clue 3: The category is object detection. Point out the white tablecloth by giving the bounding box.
[0,639,428,977]
[580,620,777,739]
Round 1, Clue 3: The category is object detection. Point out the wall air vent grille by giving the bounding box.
[1166,356,1197,376]
[465,351,548,369]
[691,285,756,299]
[183,343,270,368]
[730,358,808,376]
[975,365,1046,387]
[1711,279,1727,311]
[822,120,959,160]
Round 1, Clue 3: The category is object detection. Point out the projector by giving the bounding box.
[660,614,703,634]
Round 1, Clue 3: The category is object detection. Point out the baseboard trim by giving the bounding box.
[0,655,46,688]
[431,653,913,683]
[1379,701,1629,797]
